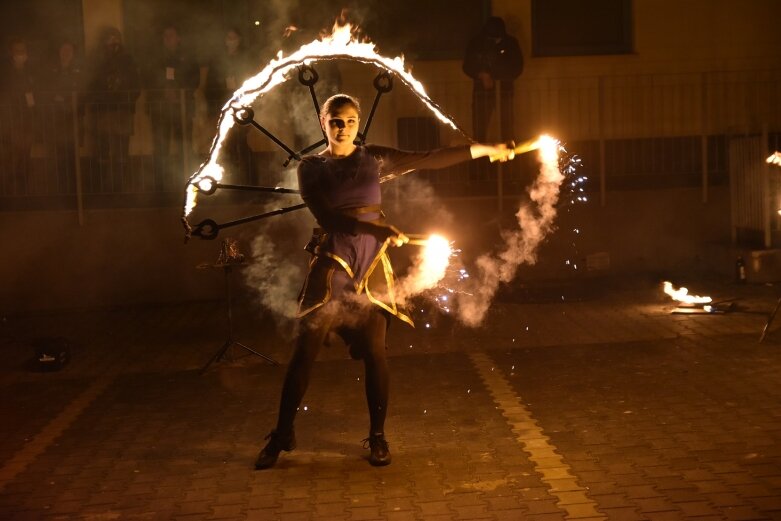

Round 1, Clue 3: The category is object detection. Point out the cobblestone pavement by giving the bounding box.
[1,279,780,520]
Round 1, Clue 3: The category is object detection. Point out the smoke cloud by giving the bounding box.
[456,146,565,327]
[240,167,311,326]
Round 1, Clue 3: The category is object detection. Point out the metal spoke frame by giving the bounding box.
[186,63,397,241]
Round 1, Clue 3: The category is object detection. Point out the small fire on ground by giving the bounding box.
[662,281,732,314]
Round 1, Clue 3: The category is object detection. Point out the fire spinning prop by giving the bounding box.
[182,21,471,234]
[181,18,574,318]
[181,21,548,241]
[662,281,734,314]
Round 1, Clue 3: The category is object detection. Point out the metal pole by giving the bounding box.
[598,76,606,207]
[762,123,771,249]
[701,72,709,204]
[225,265,234,342]
[180,89,189,188]
[729,129,737,245]
[496,85,503,214]
[71,91,84,226]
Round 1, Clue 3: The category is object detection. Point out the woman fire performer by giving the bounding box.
[255,93,514,469]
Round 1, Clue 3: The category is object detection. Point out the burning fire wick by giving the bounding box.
[393,234,456,307]
[662,281,712,305]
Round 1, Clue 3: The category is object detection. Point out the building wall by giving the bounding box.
[81,0,124,52]
[4,1,777,313]
[0,186,734,313]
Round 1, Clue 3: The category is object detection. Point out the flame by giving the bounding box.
[663,281,712,304]
[184,20,465,217]
[418,234,452,288]
[537,135,559,164]
[399,234,453,298]
[766,152,781,166]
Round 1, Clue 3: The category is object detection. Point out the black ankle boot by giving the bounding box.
[255,429,296,470]
[363,432,391,466]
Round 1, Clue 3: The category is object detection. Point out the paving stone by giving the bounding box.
[521,514,566,521]
[721,505,771,521]
[595,507,644,520]
[525,499,565,515]
[2,290,781,520]
[245,508,278,520]
[418,500,455,517]
[644,512,688,521]
[208,504,244,519]
[384,511,420,521]
[588,494,633,509]
[313,501,349,517]
[676,501,720,517]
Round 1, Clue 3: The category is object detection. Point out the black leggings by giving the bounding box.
[275,307,390,436]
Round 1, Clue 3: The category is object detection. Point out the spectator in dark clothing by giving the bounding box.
[205,27,255,115]
[145,24,200,190]
[86,27,140,192]
[463,16,524,142]
[49,40,84,193]
[0,38,37,195]
[205,28,255,183]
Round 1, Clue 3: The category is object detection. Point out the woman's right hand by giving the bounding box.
[361,222,408,246]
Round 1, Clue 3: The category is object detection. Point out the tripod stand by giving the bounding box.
[199,263,278,374]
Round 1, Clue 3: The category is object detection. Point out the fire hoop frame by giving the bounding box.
[186,64,403,241]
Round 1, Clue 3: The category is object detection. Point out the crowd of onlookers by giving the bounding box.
[0,16,523,198]
[0,24,261,196]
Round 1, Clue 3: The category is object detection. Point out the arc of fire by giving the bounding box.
[182,22,472,238]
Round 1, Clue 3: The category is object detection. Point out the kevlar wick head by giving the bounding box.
[233,106,255,125]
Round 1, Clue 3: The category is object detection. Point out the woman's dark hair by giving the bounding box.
[320,93,361,119]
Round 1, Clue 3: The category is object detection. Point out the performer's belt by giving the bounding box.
[312,204,383,235]
[341,204,382,217]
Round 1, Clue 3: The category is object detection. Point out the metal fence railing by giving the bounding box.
[1,70,780,215]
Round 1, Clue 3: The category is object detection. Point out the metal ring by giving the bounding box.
[232,106,255,125]
[298,65,319,86]
[192,219,219,240]
[373,72,393,93]
[195,176,218,196]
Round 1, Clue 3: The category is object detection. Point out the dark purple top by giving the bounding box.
[297,144,471,285]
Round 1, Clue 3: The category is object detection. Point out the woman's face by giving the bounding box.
[322,104,360,147]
